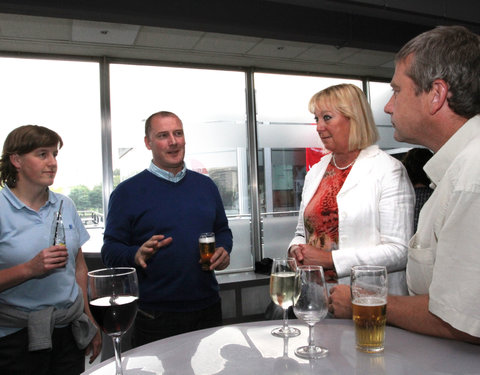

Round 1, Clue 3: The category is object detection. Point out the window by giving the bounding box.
[0,57,103,253]
[368,81,416,152]
[0,55,403,273]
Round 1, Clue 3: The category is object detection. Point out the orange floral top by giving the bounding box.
[303,162,352,279]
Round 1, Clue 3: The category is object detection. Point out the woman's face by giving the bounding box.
[314,103,351,154]
[11,145,58,189]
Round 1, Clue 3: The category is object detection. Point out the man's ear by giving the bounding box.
[144,136,152,150]
[430,79,449,115]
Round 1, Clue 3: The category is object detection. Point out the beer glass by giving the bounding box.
[351,265,388,353]
[293,265,329,359]
[270,257,301,337]
[199,232,215,271]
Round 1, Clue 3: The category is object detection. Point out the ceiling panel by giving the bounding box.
[340,50,394,67]
[194,32,261,53]
[296,45,360,63]
[72,20,140,45]
[0,12,70,40]
[135,26,203,49]
[246,39,311,58]
[0,0,478,80]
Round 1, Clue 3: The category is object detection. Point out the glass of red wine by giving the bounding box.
[88,267,139,375]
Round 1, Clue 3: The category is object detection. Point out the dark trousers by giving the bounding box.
[133,300,222,347]
[0,326,84,375]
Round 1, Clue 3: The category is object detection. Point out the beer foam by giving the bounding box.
[352,296,386,306]
[199,236,215,244]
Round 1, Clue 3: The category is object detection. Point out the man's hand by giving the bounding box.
[208,247,230,271]
[329,284,352,318]
[135,234,173,268]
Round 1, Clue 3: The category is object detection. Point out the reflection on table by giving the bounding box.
[83,319,480,375]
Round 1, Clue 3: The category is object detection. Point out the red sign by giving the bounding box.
[306,147,328,171]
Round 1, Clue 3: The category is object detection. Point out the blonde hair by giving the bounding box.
[308,84,379,151]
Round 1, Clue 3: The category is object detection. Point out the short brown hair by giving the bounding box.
[309,84,379,151]
[0,125,63,188]
[144,111,183,138]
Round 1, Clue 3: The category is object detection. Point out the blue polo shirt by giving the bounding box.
[0,186,89,338]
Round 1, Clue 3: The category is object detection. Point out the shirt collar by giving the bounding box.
[424,115,480,188]
[148,161,187,183]
[2,185,57,210]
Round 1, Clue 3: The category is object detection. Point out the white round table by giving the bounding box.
[83,319,480,374]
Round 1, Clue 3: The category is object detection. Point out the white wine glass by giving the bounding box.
[293,265,328,359]
[88,267,139,375]
[270,257,301,337]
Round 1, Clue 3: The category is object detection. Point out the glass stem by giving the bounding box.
[283,337,289,357]
[112,336,123,375]
[282,308,289,331]
[308,324,315,350]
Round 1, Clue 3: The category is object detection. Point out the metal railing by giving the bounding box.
[78,210,104,227]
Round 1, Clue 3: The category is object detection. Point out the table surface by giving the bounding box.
[83,319,480,375]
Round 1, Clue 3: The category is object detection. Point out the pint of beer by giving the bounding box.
[351,266,387,353]
[199,232,215,271]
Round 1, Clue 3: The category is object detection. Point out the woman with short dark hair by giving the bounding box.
[0,125,101,375]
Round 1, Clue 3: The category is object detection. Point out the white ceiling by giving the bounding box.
[0,13,396,78]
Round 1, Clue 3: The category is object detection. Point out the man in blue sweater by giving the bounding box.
[101,111,233,346]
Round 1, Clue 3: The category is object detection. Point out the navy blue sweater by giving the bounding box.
[101,170,233,312]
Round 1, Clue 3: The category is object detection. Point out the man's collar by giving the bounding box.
[424,115,480,187]
[148,161,186,183]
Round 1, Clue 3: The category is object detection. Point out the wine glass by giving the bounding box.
[88,267,139,375]
[293,265,328,359]
[269,257,301,337]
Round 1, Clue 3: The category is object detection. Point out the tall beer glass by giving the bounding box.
[351,265,387,353]
[199,232,215,271]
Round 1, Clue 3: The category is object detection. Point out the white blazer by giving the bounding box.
[289,145,414,295]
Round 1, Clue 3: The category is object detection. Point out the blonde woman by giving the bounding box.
[289,84,414,295]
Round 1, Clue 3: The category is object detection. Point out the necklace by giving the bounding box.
[332,154,356,170]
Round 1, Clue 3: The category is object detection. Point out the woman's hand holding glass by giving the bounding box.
[28,245,68,275]
[289,245,304,265]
